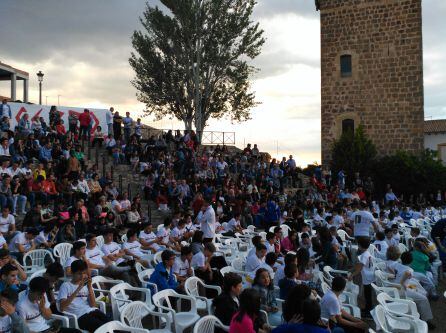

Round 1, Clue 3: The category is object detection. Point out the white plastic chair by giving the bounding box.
[95,321,149,333]
[153,251,163,265]
[137,268,159,294]
[28,268,46,281]
[121,234,128,243]
[110,282,154,320]
[231,257,246,271]
[152,289,200,333]
[184,277,222,313]
[373,304,427,333]
[120,301,171,333]
[91,276,123,314]
[376,293,420,324]
[96,235,105,249]
[398,243,409,254]
[53,243,73,265]
[322,266,359,295]
[321,281,358,306]
[371,283,401,299]
[193,315,228,333]
[23,249,54,274]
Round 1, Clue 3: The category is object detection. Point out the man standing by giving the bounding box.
[78,109,91,141]
[106,107,114,136]
[199,200,216,243]
[1,100,11,120]
[122,112,133,143]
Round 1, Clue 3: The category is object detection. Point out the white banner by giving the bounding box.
[7,102,109,133]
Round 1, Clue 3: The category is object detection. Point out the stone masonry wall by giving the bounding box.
[320,0,424,164]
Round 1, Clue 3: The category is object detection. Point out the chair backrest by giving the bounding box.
[280,224,290,238]
[110,282,133,319]
[120,301,150,329]
[29,268,46,281]
[337,229,348,241]
[23,249,54,268]
[96,235,105,249]
[121,234,128,243]
[398,243,408,253]
[53,243,73,264]
[259,231,267,240]
[95,321,147,333]
[138,268,155,285]
[153,251,163,264]
[152,289,176,312]
[231,257,245,271]
[374,305,391,333]
[220,266,234,276]
[135,262,145,274]
[321,281,331,294]
[185,277,204,298]
[193,315,225,333]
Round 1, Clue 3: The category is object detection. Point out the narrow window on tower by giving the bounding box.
[342,119,355,134]
[340,55,352,77]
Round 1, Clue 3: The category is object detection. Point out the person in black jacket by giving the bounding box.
[212,272,242,328]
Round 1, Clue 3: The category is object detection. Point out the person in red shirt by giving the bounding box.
[78,109,92,141]
[357,186,366,201]
[42,173,59,201]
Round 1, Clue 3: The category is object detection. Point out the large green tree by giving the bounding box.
[129,0,265,138]
[331,126,377,182]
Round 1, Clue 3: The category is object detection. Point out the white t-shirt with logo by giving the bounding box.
[101,242,125,265]
[8,232,31,253]
[0,315,11,333]
[122,240,145,258]
[352,210,376,237]
[173,257,190,277]
[16,292,50,332]
[320,290,341,320]
[0,215,14,234]
[170,227,185,240]
[191,251,206,269]
[85,247,106,267]
[245,254,264,272]
[64,256,80,269]
[139,230,160,251]
[358,250,375,285]
[156,228,171,245]
[58,281,96,318]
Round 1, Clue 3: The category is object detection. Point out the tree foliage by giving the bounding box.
[331,126,377,182]
[129,0,265,135]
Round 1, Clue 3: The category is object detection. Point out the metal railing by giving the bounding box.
[140,127,235,146]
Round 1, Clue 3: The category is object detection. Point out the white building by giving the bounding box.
[425,120,446,163]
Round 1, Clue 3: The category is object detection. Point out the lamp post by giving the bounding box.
[37,71,44,105]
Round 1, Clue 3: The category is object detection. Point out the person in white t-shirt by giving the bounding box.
[225,213,244,234]
[17,276,81,333]
[199,201,216,242]
[350,202,378,238]
[372,231,389,260]
[156,219,175,249]
[8,229,39,263]
[246,244,267,272]
[0,287,34,333]
[191,242,216,283]
[122,230,150,268]
[139,223,164,253]
[172,246,193,282]
[64,241,87,276]
[349,237,374,313]
[101,229,126,266]
[321,276,368,331]
[58,260,109,332]
[0,207,15,240]
[265,232,276,254]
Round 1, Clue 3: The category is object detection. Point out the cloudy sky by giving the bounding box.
[1,0,445,166]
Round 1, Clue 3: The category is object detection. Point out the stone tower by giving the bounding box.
[318,0,425,165]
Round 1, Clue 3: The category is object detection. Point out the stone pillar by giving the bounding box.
[10,73,16,101]
[23,79,29,103]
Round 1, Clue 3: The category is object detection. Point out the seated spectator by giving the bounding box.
[213,272,243,329]
[91,126,104,148]
[0,263,26,293]
[122,229,150,268]
[246,244,267,272]
[17,276,81,333]
[191,242,216,284]
[252,268,281,326]
[273,299,331,333]
[279,263,298,299]
[57,222,77,243]
[0,207,15,241]
[172,245,193,283]
[320,276,368,332]
[149,249,180,292]
[281,230,298,253]
[0,288,31,333]
[139,222,164,253]
[8,229,39,263]
[229,288,267,333]
[58,260,110,332]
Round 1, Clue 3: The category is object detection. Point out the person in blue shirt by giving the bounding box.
[0,263,26,293]
[266,198,280,226]
[148,250,180,293]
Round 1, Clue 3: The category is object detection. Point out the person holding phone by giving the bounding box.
[58,260,109,332]
[17,276,81,333]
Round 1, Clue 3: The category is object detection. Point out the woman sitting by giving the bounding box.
[252,268,282,326]
[229,288,269,333]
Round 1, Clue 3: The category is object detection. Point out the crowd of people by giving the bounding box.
[0,99,444,332]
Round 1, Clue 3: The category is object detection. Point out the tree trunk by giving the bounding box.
[195,117,205,143]
[184,118,193,131]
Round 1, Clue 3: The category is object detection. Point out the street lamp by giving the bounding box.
[37,71,44,105]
